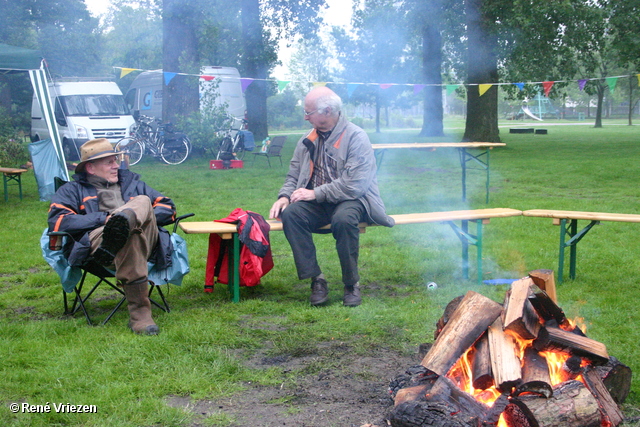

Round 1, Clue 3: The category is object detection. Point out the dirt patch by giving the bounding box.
[167,343,423,427]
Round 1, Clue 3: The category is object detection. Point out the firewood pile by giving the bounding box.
[388,270,631,427]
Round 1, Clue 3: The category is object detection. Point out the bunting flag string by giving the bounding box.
[112,67,638,97]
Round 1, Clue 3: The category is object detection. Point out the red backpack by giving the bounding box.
[205,208,274,292]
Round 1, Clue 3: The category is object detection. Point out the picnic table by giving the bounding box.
[372,142,506,203]
[0,167,28,201]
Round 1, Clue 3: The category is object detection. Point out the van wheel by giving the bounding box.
[31,134,40,143]
[63,139,80,161]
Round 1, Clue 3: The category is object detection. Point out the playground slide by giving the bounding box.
[521,106,543,121]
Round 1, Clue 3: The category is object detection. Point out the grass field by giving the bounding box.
[2,118,640,426]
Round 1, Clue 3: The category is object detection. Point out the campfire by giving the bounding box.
[388,270,631,427]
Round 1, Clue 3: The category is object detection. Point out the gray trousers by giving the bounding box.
[280,200,366,288]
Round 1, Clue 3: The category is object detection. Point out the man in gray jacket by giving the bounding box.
[269,87,394,307]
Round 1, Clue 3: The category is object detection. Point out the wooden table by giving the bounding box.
[0,167,28,201]
[372,142,506,203]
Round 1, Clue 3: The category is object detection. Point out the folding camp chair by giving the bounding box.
[42,213,194,326]
[252,135,287,167]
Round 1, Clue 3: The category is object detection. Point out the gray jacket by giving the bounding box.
[278,114,395,228]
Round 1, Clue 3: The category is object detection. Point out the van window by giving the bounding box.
[58,95,130,116]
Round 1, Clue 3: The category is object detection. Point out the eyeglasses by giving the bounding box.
[91,156,120,167]
[303,108,325,117]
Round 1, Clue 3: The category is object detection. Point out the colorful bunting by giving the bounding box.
[479,84,492,96]
[446,84,459,95]
[240,78,254,92]
[277,80,290,92]
[163,72,177,86]
[578,79,588,91]
[112,67,639,98]
[120,68,136,78]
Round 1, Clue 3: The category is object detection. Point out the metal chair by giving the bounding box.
[252,135,287,167]
[42,213,194,326]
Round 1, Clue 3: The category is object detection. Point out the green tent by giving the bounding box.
[0,43,68,182]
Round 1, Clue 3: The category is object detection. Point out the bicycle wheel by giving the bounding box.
[160,136,190,165]
[115,137,144,166]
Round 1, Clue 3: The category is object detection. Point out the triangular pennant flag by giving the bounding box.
[413,84,426,95]
[606,77,618,93]
[542,81,554,96]
[514,83,525,91]
[164,72,177,86]
[347,83,360,98]
[380,83,393,89]
[240,78,254,92]
[578,79,588,91]
[120,68,136,78]
[478,84,492,96]
[200,75,215,81]
[312,82,327,87]
[446,84,459,95]
[277,80,290,92]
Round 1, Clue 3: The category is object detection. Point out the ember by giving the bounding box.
[388,271,631,427]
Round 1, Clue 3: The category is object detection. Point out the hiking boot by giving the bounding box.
[309,277,329,306]
[123,280,159,335]
[343,284,362,307]
[94,209,136,266]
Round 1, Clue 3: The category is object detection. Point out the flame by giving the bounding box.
[444,318,589,427]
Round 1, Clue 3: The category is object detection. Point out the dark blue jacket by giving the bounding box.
[48,169,176,268]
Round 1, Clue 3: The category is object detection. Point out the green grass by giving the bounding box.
[2,118,640,425]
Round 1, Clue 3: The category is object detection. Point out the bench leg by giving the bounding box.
[448,219,483,285]
[557,218,599,284]
[227,233,241,302]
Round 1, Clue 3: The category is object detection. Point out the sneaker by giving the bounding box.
[309,277,329,306]
[343,284,362,307]
[93,209,136,266]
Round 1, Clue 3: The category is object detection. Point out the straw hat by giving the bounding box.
[75,138,120,173]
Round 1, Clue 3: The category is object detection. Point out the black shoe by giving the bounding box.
[93,210,135,266]
[343,284,362,307]
[309,277,329,306]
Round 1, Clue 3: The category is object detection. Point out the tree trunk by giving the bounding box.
[375,91,381,133]
[162,0,199,124]
[594,82,605,128]
[419,0,444,137]
[463,0,500,143]
[241,0,268,141]
[628,75,634,126]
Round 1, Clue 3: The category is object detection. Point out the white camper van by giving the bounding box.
[31,78,135,161]
[124,66,246,120]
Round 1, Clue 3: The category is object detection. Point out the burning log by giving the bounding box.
[487,317,522,392]
[504,380,601,427]
[471,334,494,390]
[515,347,553,398]
[527,285,571,328]
[582,365,625,427]
[502,277,541,339]
[596,356,632,404]
[421,291,503,376]
[528,268,557,303]
[533,326,609,364]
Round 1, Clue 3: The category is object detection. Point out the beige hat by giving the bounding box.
[75,138,120,173]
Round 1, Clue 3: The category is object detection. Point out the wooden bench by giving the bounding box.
[180,208,523,302]
[523,209,640,283]
[0,167,28,202]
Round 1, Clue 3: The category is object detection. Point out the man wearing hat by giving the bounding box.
[48,138,176,335]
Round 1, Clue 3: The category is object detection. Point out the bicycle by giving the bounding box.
[115,115,191,166]
[215,115,249,161]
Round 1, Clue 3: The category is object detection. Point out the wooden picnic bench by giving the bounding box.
[180,207,523,302]
[0,167,28,202]
[523,209,640,283]
[372,142,507,204]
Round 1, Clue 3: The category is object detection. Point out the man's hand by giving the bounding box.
[290,188,316,203]
[269,197,290,219]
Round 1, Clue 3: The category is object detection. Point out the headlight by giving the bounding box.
[76,126,88,139]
